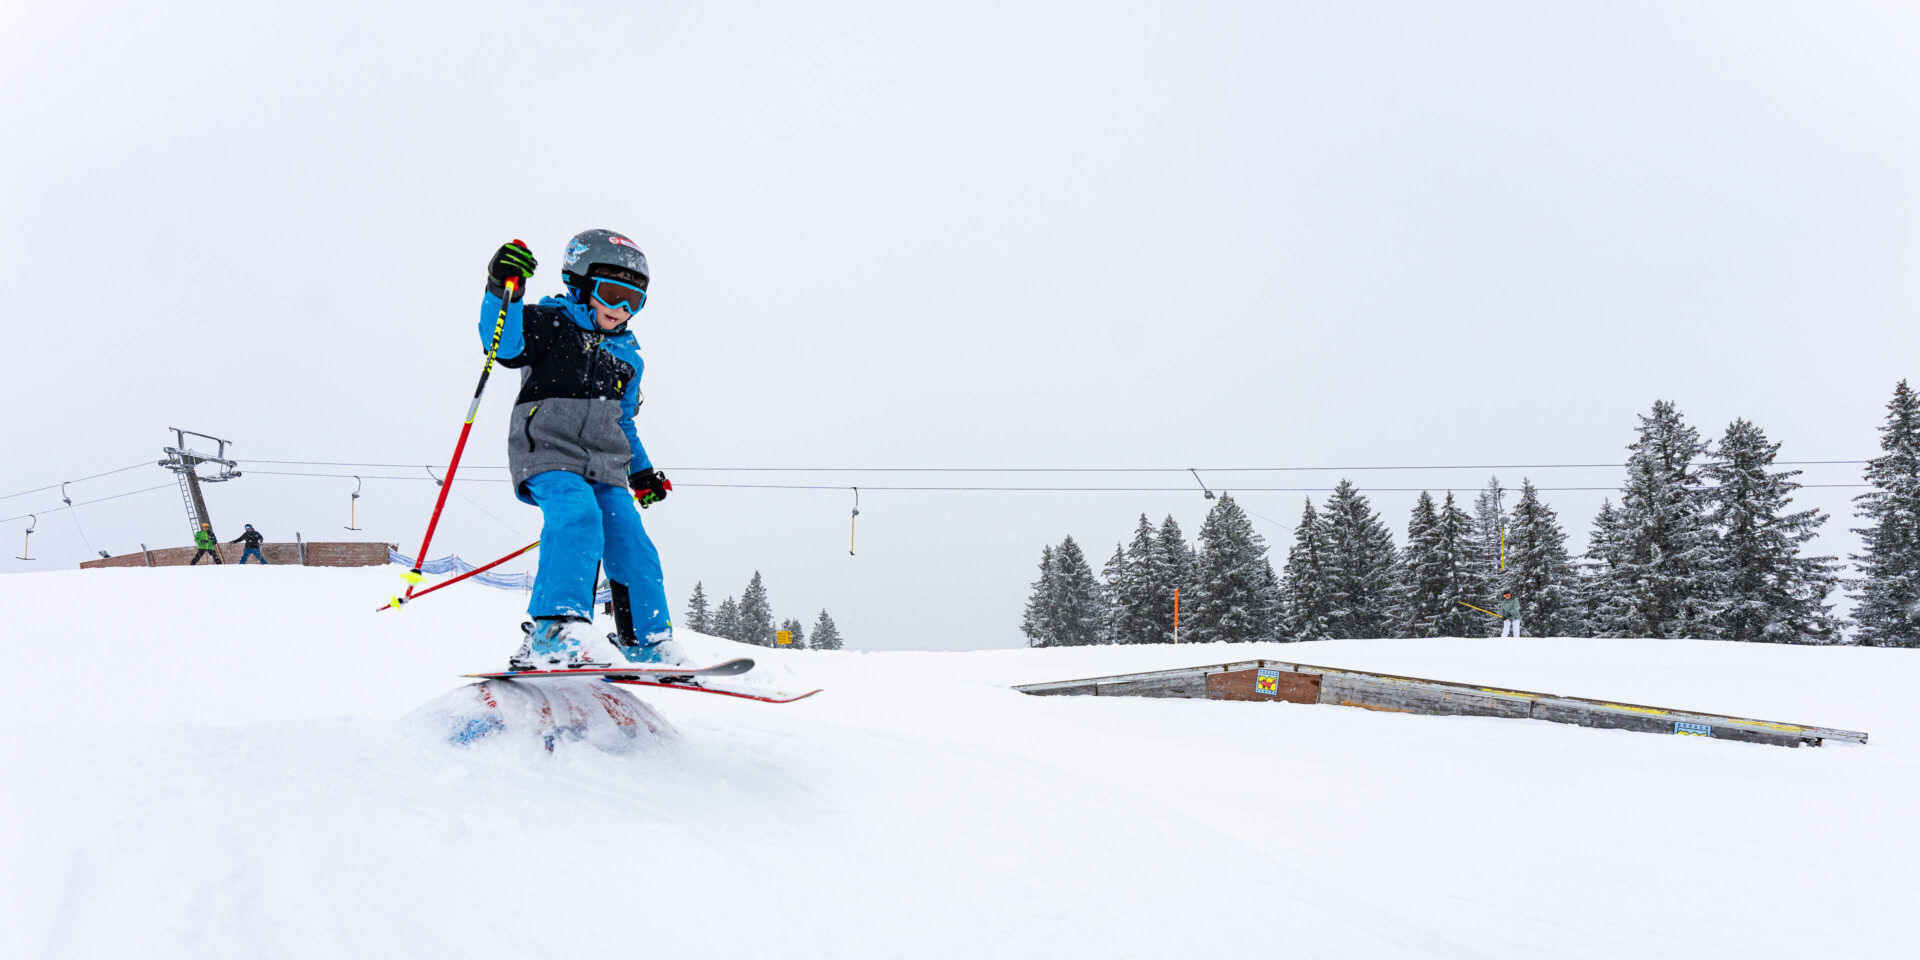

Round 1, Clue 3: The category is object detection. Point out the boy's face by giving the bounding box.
[591,299,631,331]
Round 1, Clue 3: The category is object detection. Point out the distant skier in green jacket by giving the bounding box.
[190,524,223,565]
[1497,589,1521,637]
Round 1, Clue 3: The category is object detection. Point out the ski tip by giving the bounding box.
[702,658,756,677]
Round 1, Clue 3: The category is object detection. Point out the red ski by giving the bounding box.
[607,676,822,703]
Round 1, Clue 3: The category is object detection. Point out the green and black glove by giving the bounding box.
[486,240,537,301]
[630,469,671,508]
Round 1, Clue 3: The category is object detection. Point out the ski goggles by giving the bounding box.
[586,276,648,313]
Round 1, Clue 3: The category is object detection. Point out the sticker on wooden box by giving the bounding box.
[1674,721,1712,737]
[1255,669,1281,695]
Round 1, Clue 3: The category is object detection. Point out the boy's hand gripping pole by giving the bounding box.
[399,276,516,601]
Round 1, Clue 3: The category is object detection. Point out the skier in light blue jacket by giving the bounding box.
[479,229,679,670]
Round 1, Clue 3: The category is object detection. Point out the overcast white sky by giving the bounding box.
[4,1,1918,649]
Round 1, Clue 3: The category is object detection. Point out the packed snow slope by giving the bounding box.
[3,567,1914,959]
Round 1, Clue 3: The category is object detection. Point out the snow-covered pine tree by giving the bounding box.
[810,609,845,650]
[1107,515,1164,644]
[1467,476,1509,633]
[1400,492,1451,637]
[1258,557,1284,642]
[779,616,808,650]
[1503,479,1582,637]
[685,581,712,634]
[1154,515,1194,643]
[1280,498,1334,641]
[1320,480,1403,638]
[1433,492,1481,636]
[737,571,777,647]
[1099,543,1128,644]
[1185,494,1278,643]
[1050,535,1110,646]
[1849,381,1920,647]
[714,596,742,642]
[1592,400,1719,639]
[1704,418,1838,644]
[1581,499,1626,635]
[1021,544,1058,647]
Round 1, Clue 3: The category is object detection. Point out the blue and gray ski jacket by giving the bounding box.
[479,289,649,503]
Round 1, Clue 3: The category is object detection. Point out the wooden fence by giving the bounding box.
[78,541,394,569]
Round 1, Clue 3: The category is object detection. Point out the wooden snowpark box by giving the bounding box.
[1014,659,1869,748]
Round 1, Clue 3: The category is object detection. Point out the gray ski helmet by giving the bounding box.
[561,229,649,292]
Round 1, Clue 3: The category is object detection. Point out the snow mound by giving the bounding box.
[406,678,677,755]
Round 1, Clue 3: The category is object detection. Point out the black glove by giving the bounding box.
[630,469,671,508]
[487,240,537,301]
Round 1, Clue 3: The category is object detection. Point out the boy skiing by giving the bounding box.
[480,230,680,670]
[231,523,268,564]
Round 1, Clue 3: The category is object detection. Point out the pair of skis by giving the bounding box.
[464,658,820,704]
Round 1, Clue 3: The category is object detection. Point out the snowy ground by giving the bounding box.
[2,566,1913,959]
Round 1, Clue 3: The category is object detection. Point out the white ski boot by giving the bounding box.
[603,579,689,667]
[509,622,538,670]
[612,629,688,668]
[511,618,610,671]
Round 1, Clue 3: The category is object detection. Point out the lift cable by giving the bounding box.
[0,462,155,503]
[234,457,1872,474]
[0,484,178,526]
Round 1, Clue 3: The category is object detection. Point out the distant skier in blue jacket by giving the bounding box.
[480,230,679,670]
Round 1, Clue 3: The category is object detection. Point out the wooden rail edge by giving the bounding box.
[1013,659,1869,748]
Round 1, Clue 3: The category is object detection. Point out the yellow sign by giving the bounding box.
[776,630,792,646]
[1255,669,1281,695]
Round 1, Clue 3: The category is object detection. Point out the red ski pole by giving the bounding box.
[380,539,539,612]
[401,273,519,598]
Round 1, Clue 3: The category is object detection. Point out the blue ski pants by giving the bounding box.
[239,547,267,564]
[524,470,671,638]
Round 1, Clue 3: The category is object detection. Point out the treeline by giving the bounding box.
[684,572,845,650]
[1023,383,1920,648]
